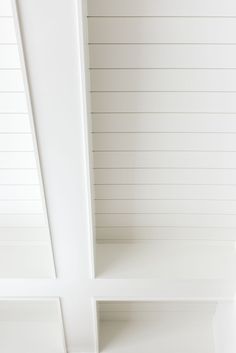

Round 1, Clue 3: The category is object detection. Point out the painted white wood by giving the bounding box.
[0,45,20,68]
[0,243,55,278]
[93,133,236,151]
[91,92,236,113]
[0,200,43,213]
[98,301,236,353]
[88,18,236,44]
[88,0,236,16]
[0,227,50,241]
[0,92,27,112]
[92,114,236,133]
[94,168,236,185]
[0,215,45,226]
[96,241,236,279]
[0,299,66,353]
[0,134,33,151]
[91,69,236,92]
[0,70,24,91]
[94,151,236,168]
[0,185,41,199]
[96,199,236,214]
[95,184,236,200]
[96,213,236,228]
[0,18,16,43]
[96,226,236,241]
[0,169,39,184]
[89,45,236,69]
[0,152,36,167]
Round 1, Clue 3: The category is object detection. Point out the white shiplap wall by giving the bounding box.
[87,0,236,243]
[0,1,54,277]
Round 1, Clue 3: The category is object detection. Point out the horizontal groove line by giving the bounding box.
[91,132,236,134]
[93,167,236,170]
[0,213,44,215]
[94,183,236,186]
[87,16,236,18]
[90,68,236,71]
[93,149,236,152]
[91,111,236,114]
[89,43,236,45]
[96,225,236,228]
[0,184,39,186]
[0,43,17,46]
[0,132,31,134]
[0,91,24,93]
[95,212,236,215]
[90,90,236,93]
[0,68,21,71]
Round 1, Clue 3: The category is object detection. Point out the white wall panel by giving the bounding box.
[0,18,16,43]
[0,46,20,68]
[92,114,236,133]
[94,151,236,168]
[0,71,24,91]
[88,0,236,16]
[89,45,236,69]
[88,18,236,44]
[93,133,236,151]
[91,92,236,113]
[91,69,236,92]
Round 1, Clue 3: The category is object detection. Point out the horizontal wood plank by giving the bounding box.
[0,200,43,213]
[92,114,236,133]
[88,0,236,16]
[91,69,236,91]
[96,213,236,227]
[0,116,30,132]
[0,169,39,184]
[94,168,236,185]
[0,134,33,151]
[0,46,20,69]
[96,226,236,240]
[91,92,236,113]
[95,199,236,214]
[0,93,27,113]
[93,133,236,151]
[89,45,236,69]
[0,185,41,199]
[0,152,36,168]
[0,70,24,91]
[94,151,236,168]
[95,184,236,199]
[0,18,16,43]
[88,18,236,44]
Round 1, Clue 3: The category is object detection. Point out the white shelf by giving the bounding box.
[98,301,236,353]
[96,240,236,279]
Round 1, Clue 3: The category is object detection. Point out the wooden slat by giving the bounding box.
[88,18,236,44]
[94,151,236,168]
[0,227,50,241]
[0,215,46,227]
[0,169,39,184]
[0,93,27,113]
[0,18,16,43]
[0,116,30,133]
[94,168,236,185]
[91,92,236,113]
[0,70,24,91]
[95,199,236,214]
[92,114,236,133]
[96,226,236,240]
[0,0,12,16]
[91,69,236,92]
[0,244,54,278]
[88,0,236,16]
[93,133,236,151]
[0,134,33,151]
[0,152,36,168]
[0,200,43,213]
[0,185,41,199]
[0,46,20,68]
[95,184,236,200]
[96,213,236,227]
[89,45,236,69]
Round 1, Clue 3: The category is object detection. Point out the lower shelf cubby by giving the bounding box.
[97,301,236,353]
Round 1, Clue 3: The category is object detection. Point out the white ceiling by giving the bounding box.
[0,0,235,352]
